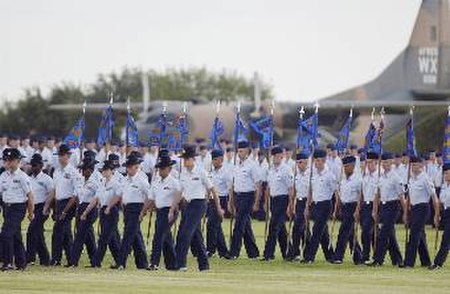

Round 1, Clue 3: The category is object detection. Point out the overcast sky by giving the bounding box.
[0,0,422,103]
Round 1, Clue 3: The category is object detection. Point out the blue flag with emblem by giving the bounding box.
[443,110,450,164]
[158,113,167,148]
[64,115,85,149]
[296,117,312,155]
[250,116,273,150]
[364,121,383,155]
[148,132,160,147]
[234,111,248,145]
[298,112,319,149]
[335,114,352,154]
[126,112,138,147]
[176,115,189,150]
[166,133,178,152]
[406,118,417,157]
[211,117,224,150]
[96,105,114,146]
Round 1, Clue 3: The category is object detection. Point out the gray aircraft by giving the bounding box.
[51,0,450,146]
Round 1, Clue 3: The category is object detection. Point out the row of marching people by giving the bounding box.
[1,141,450,271]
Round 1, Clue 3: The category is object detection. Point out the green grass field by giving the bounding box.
[0,217,449,294]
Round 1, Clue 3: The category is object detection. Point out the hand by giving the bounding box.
[227,201,235,216]
[168,209,175,223]
[80,213,87,221]
[43,207,49,216]
[353,211,360,222]
[104,207,110,215]
[253,202,260,213]
[434,214,440,229]
[217,207,225,219]
[286,204,294,219]
[372,211,378,222]
[59,212,66,221]
[304,207,310,220]
[402,212,408,225]
[27,213,34,222]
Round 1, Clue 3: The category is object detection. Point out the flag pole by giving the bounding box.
[434,107,450,250]
[404,105,415,254]
[229,100,241,248]
[286,105,304,258]
[263,99,275,243]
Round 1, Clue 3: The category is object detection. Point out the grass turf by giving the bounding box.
[0,217,449,294]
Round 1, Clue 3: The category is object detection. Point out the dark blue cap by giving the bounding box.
[381,152,393,160]
[296,153,309,160]
[342,156,356,165]
[350,144,358,150]
[55,144,72,155]
[2,148,24,160]
[84,150,96,159]
[313,149,327,159]
[30,154,44,165]
[271,146,283,156]
[226,147,233,153]
[123,154,143,166]
[326,143,336,151]
[443,163,450,171]
[410,156,423,163]
[211,149,224,159]
[179,145,198,159]
[366,152,378,160]
[237,141,249,149]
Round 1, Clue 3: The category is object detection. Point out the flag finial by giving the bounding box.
[448,105,450,116]
[409,105,415,116]
[349,106,353,118]
[270,99,275,116]
[82,101,87,114]
[299,106,305,119]
[109,92,114,105]
[216,100,221,114]
[314,101,320,114]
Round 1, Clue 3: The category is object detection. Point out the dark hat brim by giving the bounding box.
[155,160,176,169]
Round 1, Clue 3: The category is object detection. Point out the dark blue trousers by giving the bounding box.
[360,202,374,262]
[150,207,177,269]
[333,202,362,263]
[263,195,289,259]
[289,199,308,258]
[1,203,26,268]
[175,199,209,270]
[304,200,334,262]
[206,197,228,257]
[26,203,50,265]
[229,193,260,258]
[93,206,121,267]
[373,200,403,265]
[119,203,148,269]
[434,208,450,266]
[51,199,76,264]
[70,203,98,266]
[404,203,431,267]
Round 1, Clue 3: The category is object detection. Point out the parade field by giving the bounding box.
[0,219,448,294]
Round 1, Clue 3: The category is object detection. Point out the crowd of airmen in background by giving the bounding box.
[0,133,450,272]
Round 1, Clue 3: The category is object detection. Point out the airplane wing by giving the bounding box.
[295,100,450,109]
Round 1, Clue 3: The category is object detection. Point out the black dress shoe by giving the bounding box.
[110,264,120,269]
[366,261,381,267]
[223,254,237,260]
[50,261,61,267]
[260,257,273,262]
[428,264,441,271]
[1,264,14,272]
[146,264,159,271]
